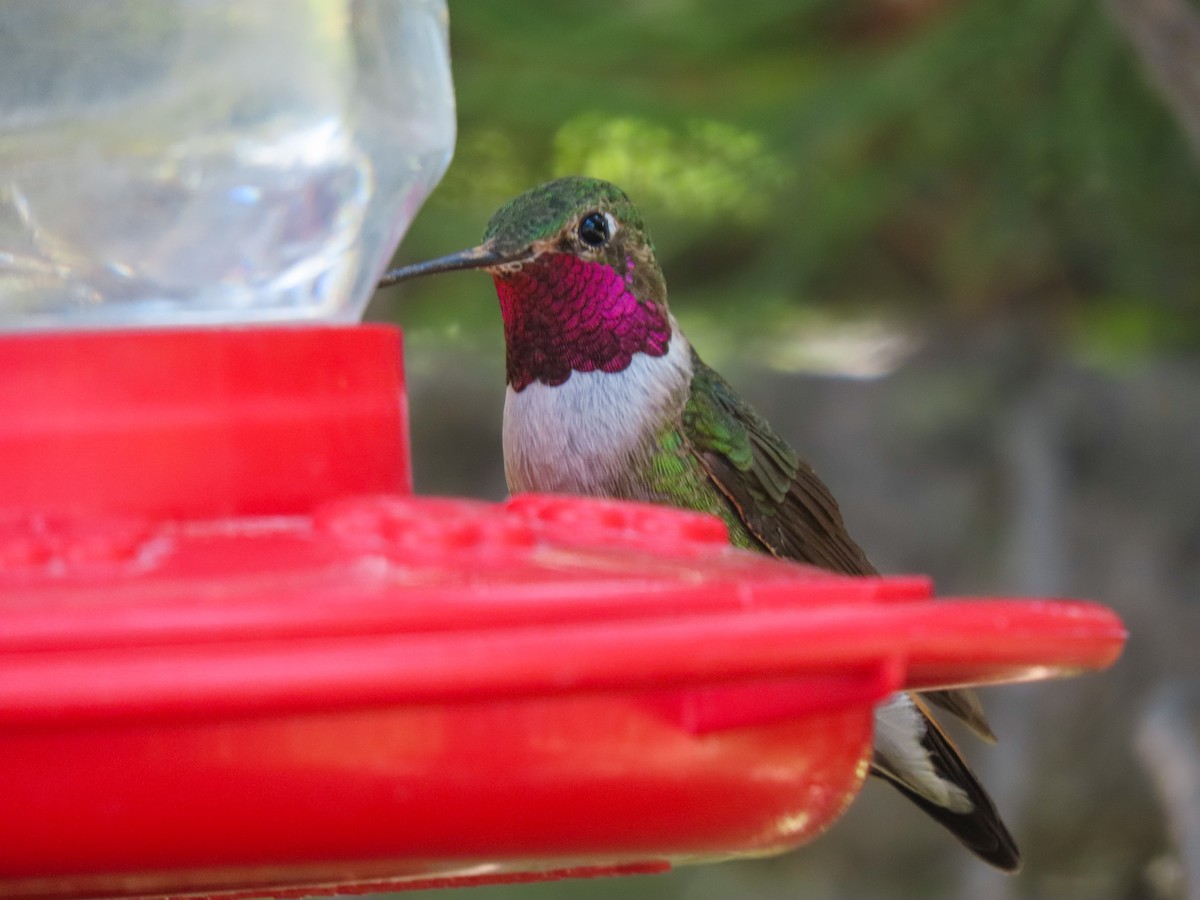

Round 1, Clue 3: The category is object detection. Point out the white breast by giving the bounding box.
[503,321,693,496]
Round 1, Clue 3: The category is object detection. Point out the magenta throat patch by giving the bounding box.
[493,254,671,390]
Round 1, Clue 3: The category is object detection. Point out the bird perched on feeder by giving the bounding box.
[378,176,1020,871]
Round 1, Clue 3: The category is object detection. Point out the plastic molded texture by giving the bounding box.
[0,328,1126,899]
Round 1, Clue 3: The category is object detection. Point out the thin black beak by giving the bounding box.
[377,243,531,288]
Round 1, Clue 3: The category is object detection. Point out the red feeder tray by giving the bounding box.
[0,327,1126,899]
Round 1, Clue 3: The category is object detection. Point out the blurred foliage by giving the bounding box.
[378,0,1200,363]
[553,114,790,224]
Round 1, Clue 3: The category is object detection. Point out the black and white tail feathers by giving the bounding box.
[872,694,1021,871]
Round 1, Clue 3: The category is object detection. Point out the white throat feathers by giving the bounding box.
[503,319,693,497]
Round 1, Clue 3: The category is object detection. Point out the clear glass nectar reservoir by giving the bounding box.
[0,0,455,330]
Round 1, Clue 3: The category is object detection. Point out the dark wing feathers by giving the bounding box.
[925,687,998,744]
[681,351,1016,869]
[682,353,875,576]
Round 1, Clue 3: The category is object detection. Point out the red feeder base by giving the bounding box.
[0,327,1126,899]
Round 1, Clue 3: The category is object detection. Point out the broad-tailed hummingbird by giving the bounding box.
[379,176,1020,871]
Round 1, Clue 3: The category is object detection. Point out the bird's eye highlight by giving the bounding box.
[577,211,613,247]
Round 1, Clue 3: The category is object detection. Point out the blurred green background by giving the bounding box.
[370,1,1200,898]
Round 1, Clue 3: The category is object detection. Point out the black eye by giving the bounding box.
[578,211,611,247]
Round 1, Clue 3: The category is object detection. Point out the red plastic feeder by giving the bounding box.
[0,327,1125,899]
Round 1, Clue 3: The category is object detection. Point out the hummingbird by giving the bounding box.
[378,176,1020,872]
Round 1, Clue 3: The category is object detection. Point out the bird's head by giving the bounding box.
[380,177,673,390]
